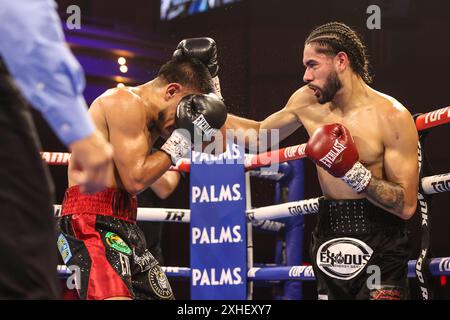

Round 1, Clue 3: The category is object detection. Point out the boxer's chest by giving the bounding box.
[301,105,384,167]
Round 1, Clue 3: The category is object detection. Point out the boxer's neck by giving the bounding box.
[134,80,163,121]
[330,73,369,113]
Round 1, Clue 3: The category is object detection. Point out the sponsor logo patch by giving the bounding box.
[105,232,132,255]
[57,234,72,264]
[316,237,373,280]
[148,266,173,299]
[119,253,131,277]
[133,249,157,273]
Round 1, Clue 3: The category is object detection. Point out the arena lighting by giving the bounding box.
[161,0,241,20]
[116,83,125,88]
[118,57,126,65]
[119,65,128,73]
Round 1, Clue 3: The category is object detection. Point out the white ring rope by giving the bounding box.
[246,197,320,221]
[53,170,449,227]
[421,173,450,195]
[54,197,320,224]
[53,205,286,232]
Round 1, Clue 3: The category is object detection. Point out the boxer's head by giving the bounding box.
[303,22,372,104]
[155,56,214,136]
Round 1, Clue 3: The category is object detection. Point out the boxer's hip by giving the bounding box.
[311,198,409,260]
[310,198,410,299]
[314,198,406,237]
[59,185,137,223]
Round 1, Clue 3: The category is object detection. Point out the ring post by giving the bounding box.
[276,160,305,300]
[415,115,435,300]
[245,172,254,300]
[190,144,247,300]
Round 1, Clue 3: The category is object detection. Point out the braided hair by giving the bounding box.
[305,22,372,84]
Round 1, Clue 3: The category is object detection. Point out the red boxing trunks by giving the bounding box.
[56,186,174,300]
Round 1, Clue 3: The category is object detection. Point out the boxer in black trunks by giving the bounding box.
[223,22,419,299]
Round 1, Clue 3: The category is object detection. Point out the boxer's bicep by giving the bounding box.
[107,101,150,193]
[382,110,419,216]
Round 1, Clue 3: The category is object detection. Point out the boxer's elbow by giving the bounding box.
[123,179,146,195]
[400,202,417,220]
[153,187,172,200]
[123,171,147,195]
[400,186,419,220]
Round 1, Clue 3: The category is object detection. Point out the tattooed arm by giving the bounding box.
[364,106,419,220]
[365,177,407,217]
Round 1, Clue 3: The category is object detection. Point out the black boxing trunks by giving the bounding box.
[0,58,59,299]
[310,198,411,300]
[56,186,174,300]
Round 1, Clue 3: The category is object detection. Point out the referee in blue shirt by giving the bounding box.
[0,0,113,298]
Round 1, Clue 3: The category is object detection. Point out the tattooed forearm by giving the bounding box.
[365,177,405,217]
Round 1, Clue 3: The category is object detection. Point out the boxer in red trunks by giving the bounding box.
[56,55,227,300]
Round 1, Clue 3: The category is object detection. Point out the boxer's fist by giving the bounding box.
[305,123,358,177]
[305,123,372,193]
[173,37,219,77]
[176,93,227,142]
[161,93,227,165]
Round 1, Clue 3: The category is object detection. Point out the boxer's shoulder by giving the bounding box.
[286,85,325,124]
[283,85,320,120]
[97,87,142,108]
[369,89,409,115]
[369,90,413,124]
[368,89,417,142]
[289,85,318,109]
[91,87,147,123]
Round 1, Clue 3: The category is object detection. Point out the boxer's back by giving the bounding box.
[68,87,155,190]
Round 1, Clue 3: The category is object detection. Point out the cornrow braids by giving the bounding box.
[305,22,373,84]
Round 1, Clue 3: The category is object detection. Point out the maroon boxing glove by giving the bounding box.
[305,123,372,193]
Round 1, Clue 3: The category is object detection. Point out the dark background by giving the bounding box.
[44,0,450,299]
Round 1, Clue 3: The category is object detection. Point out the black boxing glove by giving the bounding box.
[161,93,227,164]
[176,93,227,141]
[173,37,219,77]
[173,38,223,99]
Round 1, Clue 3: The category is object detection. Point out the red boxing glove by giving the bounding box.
[305,123,372,193]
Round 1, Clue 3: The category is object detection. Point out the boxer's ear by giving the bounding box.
[335,51,349,72]
[165,83,182,101]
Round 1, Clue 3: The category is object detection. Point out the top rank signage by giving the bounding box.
[190,144,247,300]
